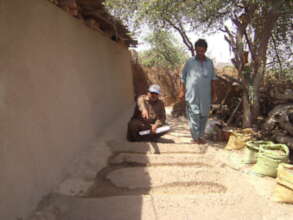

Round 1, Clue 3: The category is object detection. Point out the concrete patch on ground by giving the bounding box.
[109,152,215,166]
[29,193,293,220]
[106,166,228,189]
[107,139,208,154]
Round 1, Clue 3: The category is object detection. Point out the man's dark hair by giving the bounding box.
[195,39,208,49]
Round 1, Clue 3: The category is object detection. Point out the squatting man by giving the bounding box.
[127,84,169,142]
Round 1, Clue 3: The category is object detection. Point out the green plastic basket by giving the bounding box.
[246,141,274,151]
[251,144,289,177]
[259,144,289,160]
[243,141,274,164]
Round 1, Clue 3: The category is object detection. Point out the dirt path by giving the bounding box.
[29,109,293,220]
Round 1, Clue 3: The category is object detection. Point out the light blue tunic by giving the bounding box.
[181,56,216,116]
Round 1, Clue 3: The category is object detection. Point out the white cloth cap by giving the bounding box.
[148,84,161,94]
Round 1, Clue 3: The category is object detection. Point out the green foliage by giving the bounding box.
[105,0,292,54]
[104,0,211,54]
[266,68,293,83]
[104,0,230,32]
[267,16,293,72]
[283,69,293,82]
[138,31,188,69]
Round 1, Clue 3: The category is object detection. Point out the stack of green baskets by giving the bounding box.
[243,141,273,164]
[251,143,289,177]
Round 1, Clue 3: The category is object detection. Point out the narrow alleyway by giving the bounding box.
[29,109,293,220]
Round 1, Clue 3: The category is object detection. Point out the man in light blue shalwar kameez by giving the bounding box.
[179,39,218,144]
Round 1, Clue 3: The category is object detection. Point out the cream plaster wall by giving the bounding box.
[0,0,133,219]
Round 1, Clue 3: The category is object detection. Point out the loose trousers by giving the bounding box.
[127,119,166,142]
[186,104,208,140]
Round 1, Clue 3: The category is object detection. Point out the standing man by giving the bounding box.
[179,39,217,144]
[127,84,168,142]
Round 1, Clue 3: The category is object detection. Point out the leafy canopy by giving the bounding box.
[105,0,292,59]
[138,30,188,69]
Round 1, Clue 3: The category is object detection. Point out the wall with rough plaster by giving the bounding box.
[0,0,133,219]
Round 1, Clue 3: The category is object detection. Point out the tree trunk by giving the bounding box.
[250,84,260,121]
[224,3,282,127]
[250,6,280,121]
[242,89,252,128]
